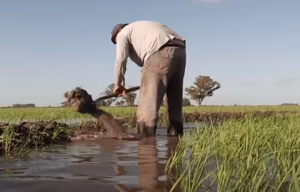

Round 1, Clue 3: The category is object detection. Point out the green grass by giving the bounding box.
[1,105,300,190]
[0,123,72,158]
[1,105,300,174]
[166,113,300,192]
[0,105,299,123]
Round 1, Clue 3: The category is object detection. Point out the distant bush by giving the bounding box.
[12,103,35,108]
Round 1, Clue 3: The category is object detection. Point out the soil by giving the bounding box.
[63,87,138,140]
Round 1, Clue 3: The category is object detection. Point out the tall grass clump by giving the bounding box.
[166,114,300,192]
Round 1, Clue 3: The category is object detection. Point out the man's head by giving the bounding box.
[110,23,129,44]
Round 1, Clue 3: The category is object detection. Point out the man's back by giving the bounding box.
[118,21,185,66]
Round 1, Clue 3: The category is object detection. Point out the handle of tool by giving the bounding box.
[93,86,140,104]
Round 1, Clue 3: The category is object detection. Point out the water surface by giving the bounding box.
[0,127,191,192]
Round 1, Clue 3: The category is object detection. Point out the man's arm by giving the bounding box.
[114,34,129,87]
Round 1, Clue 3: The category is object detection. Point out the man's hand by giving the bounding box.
[113,85,126,97]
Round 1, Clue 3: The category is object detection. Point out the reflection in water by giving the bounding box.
[0,128,186,192]
[97,137,181,192]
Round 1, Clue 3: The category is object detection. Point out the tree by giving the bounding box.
[12,103,35,108]
[185,75,221,106]
[96,100,107,107]
[123,85,137,106]
[99,84,138,107]
[100,83,117,106]
[123,92,136,106]
[182,97,191,106]
[115,100,126,106]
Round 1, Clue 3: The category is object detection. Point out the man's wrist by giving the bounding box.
[115,75,125,87]
[114,83,124,87]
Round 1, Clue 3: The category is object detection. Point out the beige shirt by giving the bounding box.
[114,21,185,86]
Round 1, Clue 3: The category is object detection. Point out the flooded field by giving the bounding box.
[0,126,192,192]
[1,109,299,192]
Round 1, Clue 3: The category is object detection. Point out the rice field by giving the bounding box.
[1,105,300,191]
[166,111,300,192]
[0,105,299,123]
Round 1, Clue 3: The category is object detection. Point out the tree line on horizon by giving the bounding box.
[3,103,36,108]
[60,75,222,107]
[3,75,299,108]
[0,75,222,108]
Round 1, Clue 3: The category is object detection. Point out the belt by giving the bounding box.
[159,39,186,50]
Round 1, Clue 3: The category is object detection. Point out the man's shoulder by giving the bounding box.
[123,21,164,31]
[129,20,163,25]
[117,21,147,36]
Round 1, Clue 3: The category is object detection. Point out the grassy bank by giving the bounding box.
[0,105,299,122]
[166,113,300,192]
[0,121,106,156]
[0,108,297,158]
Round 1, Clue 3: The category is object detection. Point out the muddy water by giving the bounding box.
[0,127,193,192]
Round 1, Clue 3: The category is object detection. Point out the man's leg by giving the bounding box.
[165,48,186,136]
[136,71,167,138]
[136,45,186,138]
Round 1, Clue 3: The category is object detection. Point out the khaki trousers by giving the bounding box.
[136,45,186,137]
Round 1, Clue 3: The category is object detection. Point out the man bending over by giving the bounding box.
[110,21,186,139]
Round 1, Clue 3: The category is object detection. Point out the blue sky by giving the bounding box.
[0,0,299,106]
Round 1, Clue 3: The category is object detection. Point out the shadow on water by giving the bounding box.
[0,126,195,192]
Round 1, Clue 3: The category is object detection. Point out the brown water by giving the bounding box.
[0,127,192,192]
